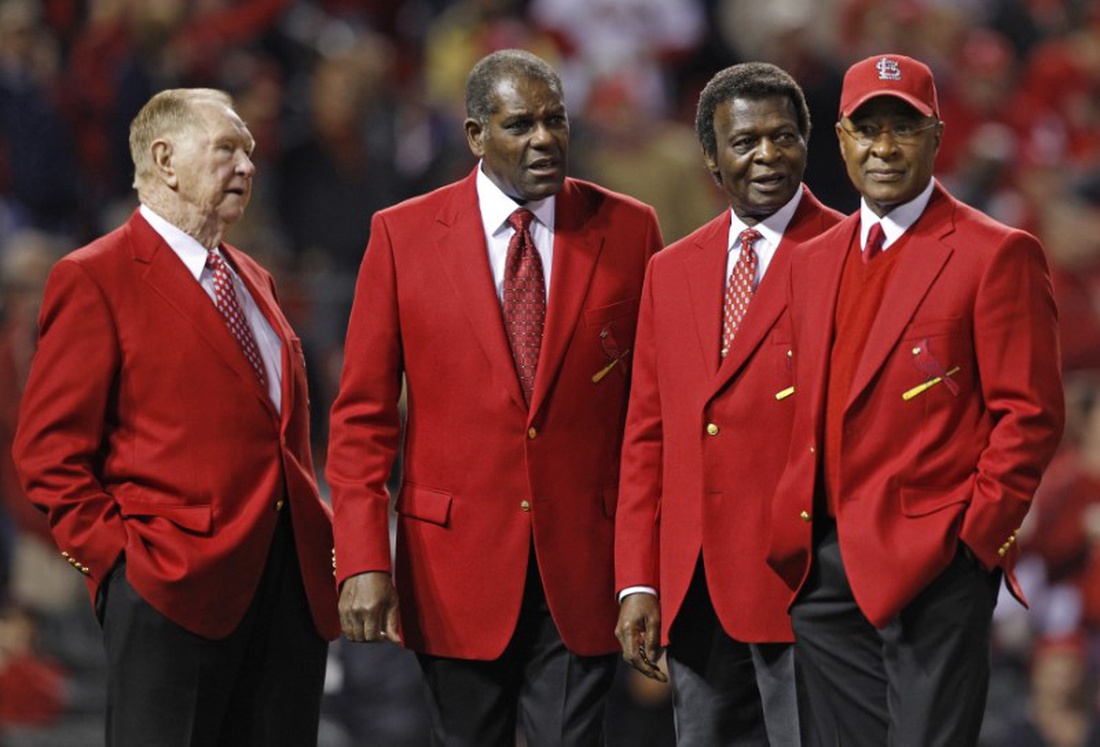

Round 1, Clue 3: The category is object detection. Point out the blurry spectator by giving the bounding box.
[572,71,721,242]
[276,39,414,453]
[1013,15,1100,175]
[1038,179,1100,373]
[0,0,81,236]
[0,232,68,610]
[62,0,294,224]
[714,0,855,210]
[1002,633,1100,747]
[529,0,703,118]
[0,604,66,728]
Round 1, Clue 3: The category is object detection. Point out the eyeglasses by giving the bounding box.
[838,120,940,147]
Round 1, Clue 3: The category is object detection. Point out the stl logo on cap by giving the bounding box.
[839,53,939,119]
[876,58,902,81]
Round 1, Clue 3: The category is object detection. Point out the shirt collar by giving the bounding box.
[859,178,936,250]
[139,203,216,281]
[476,162,556,238]
[727,185,803,253]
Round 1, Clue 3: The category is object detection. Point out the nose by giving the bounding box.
[869,131,900,157]
[236,153,256,177]
[755,137,779,162]
[530,122,554,148]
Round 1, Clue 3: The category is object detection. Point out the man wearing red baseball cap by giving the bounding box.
[766,53,1065,745]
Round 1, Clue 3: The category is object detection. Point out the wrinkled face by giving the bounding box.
[465,74,569,202]
[170,101,256,227]
[836,96,942,217]
[704,95,807,225]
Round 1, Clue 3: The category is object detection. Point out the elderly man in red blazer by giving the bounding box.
[327,49,662,745]
[614,62,842,745]
[766,54,1065,745]
[13,88,340,746]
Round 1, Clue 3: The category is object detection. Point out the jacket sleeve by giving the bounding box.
[327,211,406,586]
[614,258,663,592]
[13,259,128,586]
[960,231,1065,571]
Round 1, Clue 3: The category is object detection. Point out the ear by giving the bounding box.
[702,149,722,187]
[150,139,178,189]
[464,118,486,158]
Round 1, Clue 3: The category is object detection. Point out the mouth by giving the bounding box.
[526,158,560,176]
[750,173,789,191]
[865,169,906,183]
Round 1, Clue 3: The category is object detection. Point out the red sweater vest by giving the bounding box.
[822,227,910,517]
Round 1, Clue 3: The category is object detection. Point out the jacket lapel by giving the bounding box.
[708,188,837,400]
[802,216,858,419]
[434,172,529,413]
[128,212,273,411]
[223,245,284,422]
[846,186,956,410]
[529,179,602,418]
[684,212,729,377]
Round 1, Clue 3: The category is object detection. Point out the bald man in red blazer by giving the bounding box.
[327,50,662,745]
[766,55,1064,745]
[13,89,339,746]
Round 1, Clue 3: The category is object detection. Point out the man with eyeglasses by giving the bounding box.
[766,54,1064,745]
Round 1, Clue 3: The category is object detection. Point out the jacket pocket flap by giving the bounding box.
[899,481,970,518]
[118,500,213,534]
[396,485,453,527]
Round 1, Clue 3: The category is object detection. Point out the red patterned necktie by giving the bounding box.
[502,208,546,405]
[863,221,885,264]
[721,228,761,359]
[206,249,267,388]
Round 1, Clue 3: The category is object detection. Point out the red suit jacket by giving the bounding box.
[13,210,340,641]
[327,170,662,659]
[615,187,842,644]
[766,183,1065,627]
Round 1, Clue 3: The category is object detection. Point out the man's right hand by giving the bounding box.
[338,571,401,644]
[615,592,666,682]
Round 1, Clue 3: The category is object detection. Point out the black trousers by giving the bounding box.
[100,510,328,747]
[417,549,617,746]
[791,523,1000,747]
[666,559,800,746]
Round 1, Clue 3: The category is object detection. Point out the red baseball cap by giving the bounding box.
[839,54,939,119]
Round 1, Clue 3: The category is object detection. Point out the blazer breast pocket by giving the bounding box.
[899,318,971,403]
[584,298,639,382]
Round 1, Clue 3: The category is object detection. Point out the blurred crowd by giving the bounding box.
[0,0,1099,744]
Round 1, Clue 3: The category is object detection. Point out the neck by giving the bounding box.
[142,193,225,249]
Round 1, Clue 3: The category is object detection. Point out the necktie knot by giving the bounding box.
[863,222,885,264]
[508,207,534,234]
[738,228,762,253]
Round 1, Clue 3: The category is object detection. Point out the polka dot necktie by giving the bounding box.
[721,228,761,360]
[863,221,885,264]
[502,208,546,405]
[206,249,267,388]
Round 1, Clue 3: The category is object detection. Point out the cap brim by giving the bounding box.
[841,91,935,119]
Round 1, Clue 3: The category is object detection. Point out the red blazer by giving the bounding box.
[767,183,1065,627]
[327,170,662,659]
[615,187,842,644]
[13,210,340,641]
